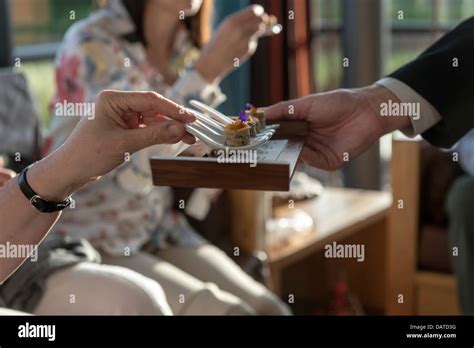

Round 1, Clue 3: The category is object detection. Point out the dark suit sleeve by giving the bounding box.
[388,17,474,148]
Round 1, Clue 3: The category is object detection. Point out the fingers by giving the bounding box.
[99,90,196,124]
[264,97,311,121]
[127,120,188,152]
[181,133,197,145]
[251,4,265,17]
[230,5,265,35]
[0,169,16,187]
[241,6,267,37]
[300,147,324,169]
[300,147,344,171]
[235,5,264,20]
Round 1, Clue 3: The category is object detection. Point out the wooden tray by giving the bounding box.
[150,121,307,191]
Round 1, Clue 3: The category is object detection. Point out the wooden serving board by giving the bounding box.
[149,121,307,191]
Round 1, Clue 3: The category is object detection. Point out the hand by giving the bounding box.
[195,5,268,83]
[28,90,195,200]
[265,85,411,170]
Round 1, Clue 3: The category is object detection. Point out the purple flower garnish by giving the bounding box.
[246,102,255,110]
[239,110,248,122]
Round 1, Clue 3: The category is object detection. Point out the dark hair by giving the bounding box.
[121,0,213,48]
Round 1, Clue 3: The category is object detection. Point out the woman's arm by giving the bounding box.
[0,154,66,283]
[194,5,268,84]
[0,90,195,283]
[166,6,271,109]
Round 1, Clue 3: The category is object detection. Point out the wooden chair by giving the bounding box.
[0,68,42,170]
[387,134,460,315]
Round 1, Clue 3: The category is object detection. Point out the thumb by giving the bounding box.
[126,120,186,152]
[264,97,311,121]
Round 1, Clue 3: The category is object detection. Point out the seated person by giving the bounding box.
[46,0,290,315]
[0,91,191,315]
[447,129,474,314]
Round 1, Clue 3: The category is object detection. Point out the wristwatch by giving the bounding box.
[18,164,72,213]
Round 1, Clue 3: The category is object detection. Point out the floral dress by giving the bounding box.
[46,0,225,256]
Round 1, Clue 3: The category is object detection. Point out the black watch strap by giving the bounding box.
[18,164,72,213]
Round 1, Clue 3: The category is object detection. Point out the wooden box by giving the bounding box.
[150,121,307,191]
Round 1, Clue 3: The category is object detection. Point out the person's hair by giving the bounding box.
[120,0,213,48]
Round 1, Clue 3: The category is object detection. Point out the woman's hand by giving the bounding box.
[1,91,195,282]
[27,90,195,201]
[195,5,268,83]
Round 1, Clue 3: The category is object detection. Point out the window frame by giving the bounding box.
[0,0,12,67]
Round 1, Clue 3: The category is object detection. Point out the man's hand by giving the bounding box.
[265,84,411,170]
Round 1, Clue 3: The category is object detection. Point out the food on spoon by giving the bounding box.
[224,112,250,147]
[246,116,258,137]
[230,111,258,137]
[245,103,266,130]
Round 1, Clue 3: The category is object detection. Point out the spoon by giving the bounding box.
[186,106,277,136]
[185,123,270,151]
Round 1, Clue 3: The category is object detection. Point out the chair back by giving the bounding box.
[0,68,42,171]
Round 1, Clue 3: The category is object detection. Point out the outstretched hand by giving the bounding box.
[28,91,196,201]
[265,85,410,170]
[63,90,195,182]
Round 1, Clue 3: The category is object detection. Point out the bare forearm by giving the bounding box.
[0,148,85,283]
[0,90,195,282]
[0,177,60,282]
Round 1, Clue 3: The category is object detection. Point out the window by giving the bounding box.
[386,0,474,74]
[310,0,343,92]
[310,0,474,93]
[8,0,97,127]
[11,0,96,59]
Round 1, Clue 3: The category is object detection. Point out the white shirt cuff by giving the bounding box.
[376,77,442,136]
[166,69,227,108]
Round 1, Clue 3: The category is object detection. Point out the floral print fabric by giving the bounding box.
[46,0,224,255]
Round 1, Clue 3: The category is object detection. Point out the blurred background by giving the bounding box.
[2,0,473,189]
[0,0,471,316]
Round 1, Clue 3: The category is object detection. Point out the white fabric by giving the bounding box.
[33,263,172,315]
[376,77,442,136]
[457,129,474,175]
[102,244,292,315]
[0,308,30,315]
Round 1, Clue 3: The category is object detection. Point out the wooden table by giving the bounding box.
[266,187,392,314]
